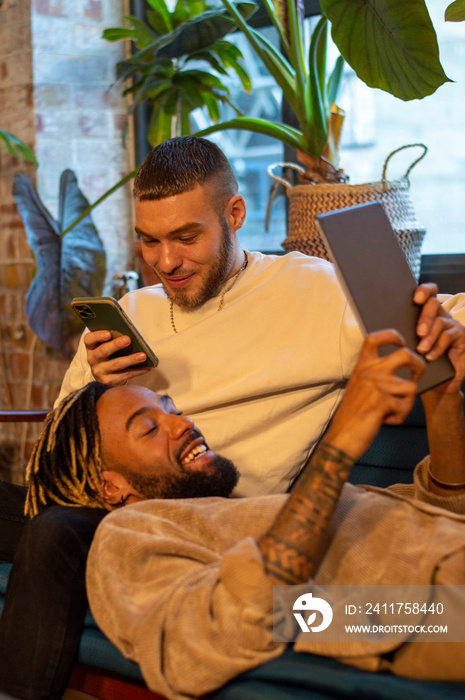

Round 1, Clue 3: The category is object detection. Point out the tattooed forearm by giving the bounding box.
[259,442,354,585]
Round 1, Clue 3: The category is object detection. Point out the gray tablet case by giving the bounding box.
[315,201,454,394]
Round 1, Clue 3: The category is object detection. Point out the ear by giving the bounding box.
[226,194,246,233]
[101,470,141,506]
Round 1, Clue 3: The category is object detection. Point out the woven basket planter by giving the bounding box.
[269,144,428,281]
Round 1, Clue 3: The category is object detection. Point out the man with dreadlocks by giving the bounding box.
[6,328,465,700]
[24,383,113,517]
[24,381,239,519]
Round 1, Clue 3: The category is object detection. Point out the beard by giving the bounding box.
[124,453,239,501]
[161,218,235,310]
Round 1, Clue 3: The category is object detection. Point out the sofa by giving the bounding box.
[1,397,465,699]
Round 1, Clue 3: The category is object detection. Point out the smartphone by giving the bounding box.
[71,296,159,369]
[315,202,454,393]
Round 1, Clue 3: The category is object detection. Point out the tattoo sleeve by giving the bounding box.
[259,442,354,585]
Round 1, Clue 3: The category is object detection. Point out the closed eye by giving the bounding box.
[160,394,181,415]
[140,237,159,247]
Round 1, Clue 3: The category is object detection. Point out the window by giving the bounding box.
[195,29,286,252]
[336,0,465,256]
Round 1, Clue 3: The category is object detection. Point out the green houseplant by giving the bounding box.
[63,0,461,230]
[13,171,107,358]
[102,0,255,147]
[0,134,107,356]
[61,0,255,235]
[198,0,452,181]
[1,132,106,357]
[196,0,459,272]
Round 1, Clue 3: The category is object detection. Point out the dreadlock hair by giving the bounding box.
[25,381,113,518]
[133,136,238,216]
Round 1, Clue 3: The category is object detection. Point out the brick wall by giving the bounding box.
[32,0,134,283]
[0,0,133,483]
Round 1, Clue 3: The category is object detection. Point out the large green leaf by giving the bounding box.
[147,3,173,34]
[13,171,106,358]
[116,2,256,66]
[102,17,157,48]
[321,0,451,100]
[197,116,306,152]
[446,0,465,21]
[327,54,344,106]
[304,16,328,156]
[211,40,252,91]
[159,0,257,55]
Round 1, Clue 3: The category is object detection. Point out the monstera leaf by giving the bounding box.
[13,170,106,357]
[321,0,450,101]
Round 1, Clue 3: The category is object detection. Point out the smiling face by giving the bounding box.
[96,385,238,502]
[135,182,246,309]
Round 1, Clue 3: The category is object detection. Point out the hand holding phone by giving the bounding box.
[72,297,158,385]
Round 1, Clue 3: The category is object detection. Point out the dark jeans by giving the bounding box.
[0,481,29,562]
[0,481,107,700]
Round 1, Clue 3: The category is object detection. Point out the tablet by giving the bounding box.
[315,201,454,393]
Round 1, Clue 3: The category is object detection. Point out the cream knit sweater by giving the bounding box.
[87,460,465,699]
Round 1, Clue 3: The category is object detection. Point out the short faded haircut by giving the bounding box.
[133,136,238,214]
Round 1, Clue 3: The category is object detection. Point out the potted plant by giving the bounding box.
[192,0,465,276]
[197,0,451,181]
[63,0,461,233]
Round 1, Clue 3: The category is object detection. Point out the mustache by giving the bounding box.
[158,265,196,277]
[176,427,205,464]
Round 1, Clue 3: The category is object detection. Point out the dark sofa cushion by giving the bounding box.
[212,648,465,700]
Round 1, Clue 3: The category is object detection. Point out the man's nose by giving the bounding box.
[157,242,183,274]
[166,414,195,439]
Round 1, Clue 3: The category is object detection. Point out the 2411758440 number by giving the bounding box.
[361,602,444,615]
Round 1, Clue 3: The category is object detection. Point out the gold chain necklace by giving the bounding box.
[169,252,248,334]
